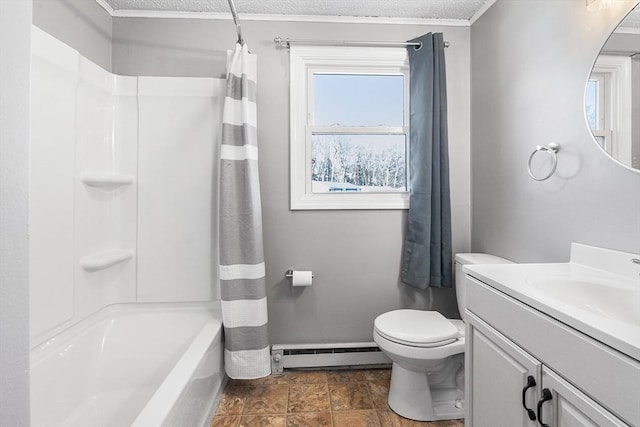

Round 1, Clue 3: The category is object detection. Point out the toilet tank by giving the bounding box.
[454,253,513,321]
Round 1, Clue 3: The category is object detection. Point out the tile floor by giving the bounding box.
[210,368,464,427]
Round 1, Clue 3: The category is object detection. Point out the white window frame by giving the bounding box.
[589,55,633,164]
[289,45,410,210]
[587,73,613,150]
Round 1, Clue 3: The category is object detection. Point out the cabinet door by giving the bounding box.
[466,312,541,427]
[538,367,629,427]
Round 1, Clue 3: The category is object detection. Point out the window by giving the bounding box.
[289,46,410,210]
[586,55,632,163]
[586,73,612,150]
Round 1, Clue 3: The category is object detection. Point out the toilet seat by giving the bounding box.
[374,310,460,348]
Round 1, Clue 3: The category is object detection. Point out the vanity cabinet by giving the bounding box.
[465,275,639,427]
[466,314,540,427]
[539,367,629,427]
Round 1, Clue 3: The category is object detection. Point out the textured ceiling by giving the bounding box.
[103,0,492,20]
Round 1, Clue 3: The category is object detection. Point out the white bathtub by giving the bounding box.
[30,303,224,427]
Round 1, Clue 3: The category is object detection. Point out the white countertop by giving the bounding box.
[463,261,640,362]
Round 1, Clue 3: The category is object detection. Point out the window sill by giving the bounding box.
[290,192,409,210]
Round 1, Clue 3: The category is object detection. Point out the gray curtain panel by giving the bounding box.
[401,32,453,289]
[219,43,270,379]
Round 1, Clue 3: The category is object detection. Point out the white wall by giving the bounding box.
[136,77,223,302]
[470,0,640,261]
[113,18,472,344]
[29,28,223,343]
[0,0,32,424]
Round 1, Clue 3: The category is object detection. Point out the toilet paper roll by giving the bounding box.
[291,270,313,287]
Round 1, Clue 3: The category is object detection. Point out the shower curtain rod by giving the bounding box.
[273,37,450,49]
[227,0,243,44]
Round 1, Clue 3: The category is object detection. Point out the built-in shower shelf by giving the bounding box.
[81,173,134,191]
[80,250,134,272]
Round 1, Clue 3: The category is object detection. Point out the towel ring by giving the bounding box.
[527,143,560,181]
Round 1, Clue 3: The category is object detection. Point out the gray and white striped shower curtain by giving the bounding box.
[219,43,270,379]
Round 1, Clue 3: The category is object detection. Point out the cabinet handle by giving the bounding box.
[536,388,553,427]
[521,375,537,421]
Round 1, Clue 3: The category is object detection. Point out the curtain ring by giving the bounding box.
[527,143,560,181]
[413,41,423,51]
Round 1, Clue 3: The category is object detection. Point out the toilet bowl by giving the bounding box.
[373,253,513,421]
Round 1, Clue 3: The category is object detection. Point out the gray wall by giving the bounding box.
[0,0,32,424]
[113,18,472,344]
[33,0,112,71]
[113,17,230,77]
[471,0,640,262]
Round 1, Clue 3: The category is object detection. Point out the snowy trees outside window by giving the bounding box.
[311,134,406,193]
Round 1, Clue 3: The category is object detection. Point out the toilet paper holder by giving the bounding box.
[284,269,315,279]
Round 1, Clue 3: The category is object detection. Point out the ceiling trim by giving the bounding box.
[94,1,480,26]
[107,9,472,26]
[95,0,114,15]
[469,0,497,25]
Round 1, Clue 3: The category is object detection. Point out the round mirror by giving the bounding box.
[585,2,640,171]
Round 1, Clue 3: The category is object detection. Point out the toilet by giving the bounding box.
[373,253,513,421]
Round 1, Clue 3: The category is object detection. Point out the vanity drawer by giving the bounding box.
[466,275,640,426]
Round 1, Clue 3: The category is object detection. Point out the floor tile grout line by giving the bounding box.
[369,379,383,427]
[285,378,290,417]
[364,378,380,424]
[239,384,247,418]
[324,373,336,427]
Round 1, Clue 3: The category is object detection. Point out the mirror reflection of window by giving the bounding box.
[585,74,612,152]
[586,2,639,171]
[586,55,633,166]
[585,79,599,130]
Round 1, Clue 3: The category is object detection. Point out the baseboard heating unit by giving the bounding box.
[270,342,391,373]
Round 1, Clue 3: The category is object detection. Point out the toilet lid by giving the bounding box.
[374,310,460,346]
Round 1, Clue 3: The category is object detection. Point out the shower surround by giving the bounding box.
[29,26,225,425]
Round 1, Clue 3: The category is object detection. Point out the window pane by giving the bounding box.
[313,74,404,127]
[585,79,598,130]
[311,134,407,193]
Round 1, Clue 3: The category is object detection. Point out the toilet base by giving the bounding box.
[387,362,465,422]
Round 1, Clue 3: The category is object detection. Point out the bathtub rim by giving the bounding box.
[131,310,223,426]
[31,301,221,359]
[31,301,224,427]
